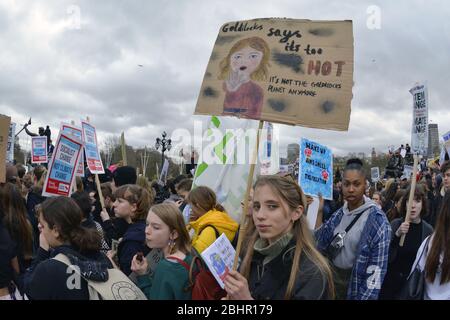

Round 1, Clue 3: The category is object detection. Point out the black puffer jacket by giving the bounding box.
[247,239,330,300]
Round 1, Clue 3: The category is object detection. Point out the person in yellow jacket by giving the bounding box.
[187,186,239,253]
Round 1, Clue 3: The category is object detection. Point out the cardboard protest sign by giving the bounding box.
[42,132,83,197]
[410,83,428,155]
[61,123,84,176]
[31,136,48,164]
[0,115,11,183]
[81,121,104,174]
[443,130,450,157]
[195,18,354,131]
[7,123,15,163]
[371,167,380,182]
[299,138,333,200]
[201,233,236,289]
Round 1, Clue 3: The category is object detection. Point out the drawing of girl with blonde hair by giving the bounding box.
[219,37,270,119]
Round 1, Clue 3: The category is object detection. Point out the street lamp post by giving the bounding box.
[155,131,171,168]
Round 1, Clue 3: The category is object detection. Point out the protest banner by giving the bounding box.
[371,167,380,182]
[42,132,83,197]
[7,123,15,163]
[201,234,236,289]
[410,83,428,155]
[443,130,450,156]
[61,122,85,177]
[195,18,354,131]
[0,115,11,183]
[81,120,104,174]
[31,136,48,164]
[299,138,333,200]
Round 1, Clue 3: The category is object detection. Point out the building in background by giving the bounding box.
[287,143,300,163]
[428,123,440,157]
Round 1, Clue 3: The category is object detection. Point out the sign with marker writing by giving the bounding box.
[42,132,83,197]
[31,136,48,164]
[299,138,333,200]
[410,83,428,155]
[195,18,354,131]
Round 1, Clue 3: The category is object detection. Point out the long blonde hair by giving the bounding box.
[218,37,270,81]
[239,175,335,299]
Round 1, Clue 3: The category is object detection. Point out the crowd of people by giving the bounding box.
[1,151,450,300]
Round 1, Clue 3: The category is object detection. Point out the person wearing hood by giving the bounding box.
[24,197,113,300]
[108,185,152,276]
[316,158,392,300]
[186,186,238,254]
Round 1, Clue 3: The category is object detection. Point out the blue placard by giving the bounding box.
[299,138,333,200]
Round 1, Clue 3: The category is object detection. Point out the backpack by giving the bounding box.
[167,225,227,300]
[53,254,147,300]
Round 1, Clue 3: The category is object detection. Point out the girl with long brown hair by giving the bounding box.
[224,175,334,300]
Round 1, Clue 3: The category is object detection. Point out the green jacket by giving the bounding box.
[137,254,193,300]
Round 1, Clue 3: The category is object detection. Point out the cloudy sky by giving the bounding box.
[1,0,449,159]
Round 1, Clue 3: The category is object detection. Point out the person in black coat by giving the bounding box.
[105,185,151,276]
[24,197,112,300]
[380,187,433,299]
[223,175,334,300]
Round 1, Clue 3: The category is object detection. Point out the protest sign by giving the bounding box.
[61,123,84,176]
[306,195,320,230]
[443,130,450,157]
[400,148,406,158]
[201,233,236,289]
[195,18,354,131]
[371,167,380,182]
[81,121,104,174]
[0,115,11,182]
[7,123,15,163]
[299,138,333,200]
[410,83,428,155]
[31,136,48,164]
[42,132,83,197]
[159,159,169,185]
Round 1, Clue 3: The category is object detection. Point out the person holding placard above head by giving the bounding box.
[315,158,391,300]
[223,175,334,300]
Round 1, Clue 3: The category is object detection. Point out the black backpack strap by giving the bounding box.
[199,225,221,239]
[344,210,365,233]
